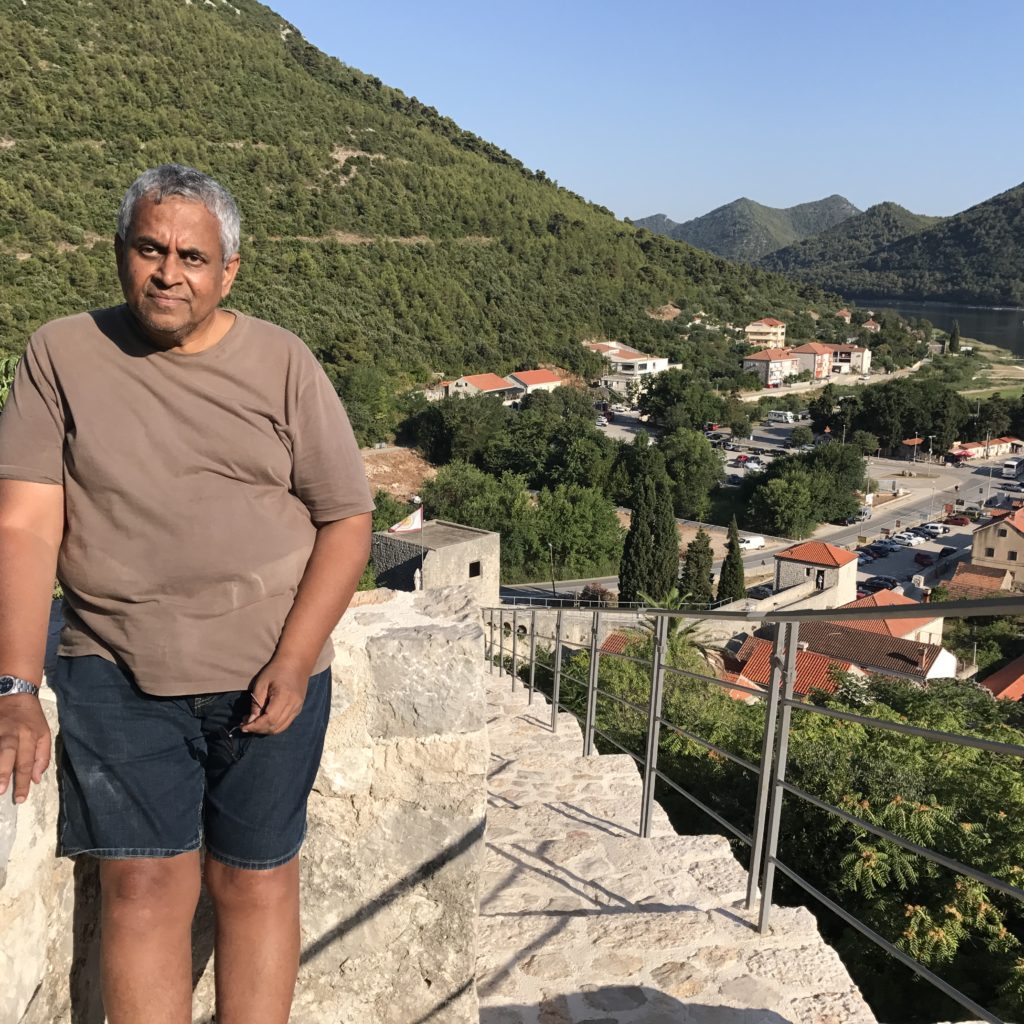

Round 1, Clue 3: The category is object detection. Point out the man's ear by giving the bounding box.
[221,252,241,299]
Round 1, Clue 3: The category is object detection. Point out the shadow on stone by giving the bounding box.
[482,988,794,1023]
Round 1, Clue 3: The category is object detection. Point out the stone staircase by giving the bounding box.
[476,669,878,1024]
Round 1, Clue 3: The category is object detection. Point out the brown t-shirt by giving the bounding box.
[0,306,374,696]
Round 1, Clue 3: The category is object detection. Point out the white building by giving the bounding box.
[583,341,675,395]
[744,318,787,348]
[742,348,802,388]
[505,369,563,395]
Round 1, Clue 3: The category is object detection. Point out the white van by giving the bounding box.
[738,535,766,551]
[767,410,795,424]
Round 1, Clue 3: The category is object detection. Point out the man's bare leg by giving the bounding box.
[204,855,301,1024]
[100,852,201,1024]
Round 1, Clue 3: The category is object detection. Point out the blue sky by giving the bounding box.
[270,0,1024,223]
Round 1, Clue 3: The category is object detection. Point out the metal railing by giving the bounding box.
[482,596,1024,1024]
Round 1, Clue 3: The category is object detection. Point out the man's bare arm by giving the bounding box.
[243,511,372,734]
[0,479,65,802]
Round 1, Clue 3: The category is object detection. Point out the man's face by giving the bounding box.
[115,194,240,350]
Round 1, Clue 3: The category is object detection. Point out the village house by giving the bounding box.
[862,318,881,334]
[978,654,1024,700]
[835,308,852,324]
[744,317,787,348]
[505,369,563,396]
[742,348,802,388]
[971,508,1024,578]
[790,342,833,380]
[773,541,859,606]
[827,343,871,375]
[441,373,520,401]
[945,562,1014,601]
[582,340,675,396]
[838,591,945,647]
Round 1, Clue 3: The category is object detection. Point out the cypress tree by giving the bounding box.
[949,320,961,353]
[619,475,678,603]
[717,516,747,603]
[679,528,714,605]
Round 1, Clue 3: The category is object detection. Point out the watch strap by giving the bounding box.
[0,675,41,698]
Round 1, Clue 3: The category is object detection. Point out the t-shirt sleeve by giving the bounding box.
[0,334,67,486]
[285,345,374,523]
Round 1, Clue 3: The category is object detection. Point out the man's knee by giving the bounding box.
[100,854,201,926]
[205,855,299,913]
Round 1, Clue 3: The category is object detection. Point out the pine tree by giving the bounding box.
[949,320,961,353]
[619,475,678,603]
[679,528,714,605]
[716,516,746,603]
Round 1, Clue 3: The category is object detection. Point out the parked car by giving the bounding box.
[922,523,951,537]
[914,551,936,567]
[726,474,744,486]
[938,546,958,559]
[857,554,875,567]
[904,534,926,546]
[745,459,764,471]
[863,575,901,592]
[1003,481,1024,493]
[945,514,971,526]
[738,535,766,551]
[595,417,608,427]
[747,584,774,600]
[891,533,916,546]
[870,541,899,555]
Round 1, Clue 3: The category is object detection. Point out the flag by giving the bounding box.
[388,506,423,533]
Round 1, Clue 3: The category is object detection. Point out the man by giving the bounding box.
[0,165,374,1024]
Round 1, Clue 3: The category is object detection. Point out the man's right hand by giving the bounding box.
[0,695,51,804]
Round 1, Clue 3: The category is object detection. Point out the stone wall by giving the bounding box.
[1,588,488,1024]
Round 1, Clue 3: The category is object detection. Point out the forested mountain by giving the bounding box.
[632,195,861,261]
[759,202,942,279]
[767,183,1024,306]
[0,0,834,443]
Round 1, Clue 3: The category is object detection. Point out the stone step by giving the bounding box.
[484,794,676,845]
[487,752,642,807]
[480,834,750,918]
[477,906,876,1024]
[486,711,585,761]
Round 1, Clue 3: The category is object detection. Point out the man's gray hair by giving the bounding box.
[117,164,241,264]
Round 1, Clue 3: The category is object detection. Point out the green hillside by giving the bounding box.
[787,183,1024,306]
[759,202,942,280]
[633,195,861,262]
[0,0,835,442]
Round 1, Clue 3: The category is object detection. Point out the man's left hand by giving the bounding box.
[241,660,310,735]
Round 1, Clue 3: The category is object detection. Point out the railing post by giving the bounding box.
[498,607,505,675]
[758,620,800,932]
[528,608,537,704]
[583,609,601,756]
[551,609,564,733]
[487,610,495,674]
[639,614,670,838]
[510,608,519,691]
[746,618,787,908]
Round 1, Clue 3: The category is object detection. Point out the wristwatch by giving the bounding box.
[0,675,40,698]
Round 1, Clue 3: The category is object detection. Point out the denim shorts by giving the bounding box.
[49,655,332,870]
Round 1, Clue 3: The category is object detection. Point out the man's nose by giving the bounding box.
[153,252,185,285]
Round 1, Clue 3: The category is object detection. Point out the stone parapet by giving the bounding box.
[2,587,488,1024]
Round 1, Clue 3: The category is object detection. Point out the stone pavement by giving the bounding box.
[477,669,878,1024]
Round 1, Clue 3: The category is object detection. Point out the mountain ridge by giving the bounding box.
[633,194,861,261]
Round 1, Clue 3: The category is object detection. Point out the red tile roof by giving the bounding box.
[749,317,786,327]
[460,372,516,392]
[979,655,1024,700]
[840,592,939,639]
[744,349,798,362]
[736,637,850,696]
[798,623,944,680]
[776,542,859,568]
[791,342,834,354]
[599,629,644,655]
[946,563,1012,600]
[509,369,561,386]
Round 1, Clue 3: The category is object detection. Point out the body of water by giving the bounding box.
[855,297,1024,356]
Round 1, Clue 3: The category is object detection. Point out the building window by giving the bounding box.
[999,529,1008,537]
[805,567,812,577]
[1011,551,1019,562]
[469,560,481,578]
[985,547,995,557]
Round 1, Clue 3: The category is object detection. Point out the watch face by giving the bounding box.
[0,678,12,695]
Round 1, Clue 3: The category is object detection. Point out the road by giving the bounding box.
[503,434,1013,604]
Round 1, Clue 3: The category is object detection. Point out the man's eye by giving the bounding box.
[139,245,157,255]
[184,254,204,265]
